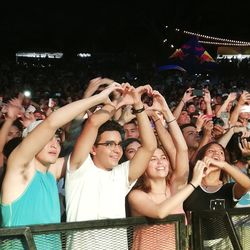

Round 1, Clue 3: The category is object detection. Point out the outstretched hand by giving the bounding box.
[202,156,226,175]
[20,112,36,128]
[116,84,152,110]
[83,77,114,98]
[6,98,24,120]
[182,88,195,103]
[146,90,166,112]
[191,160,206,187]
[238,138,250,158]
[98,82,123,107]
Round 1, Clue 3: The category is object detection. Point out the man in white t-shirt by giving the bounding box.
[65,84,157,249]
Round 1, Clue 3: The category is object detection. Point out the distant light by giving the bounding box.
[217,54,250,60]
[23,90,31,98]
[77,53,91,58]
[165,25,168,29]
[170,44,174,48]
[16,52,63,58]
[163,39,168,43]
[175,28,180,32]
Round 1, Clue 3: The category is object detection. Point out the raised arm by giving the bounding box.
[154,91,189,188]
[173,88,194,120]
[8,83,121,170]
[216,92,236,118]
[127,85,157,183]
[69,104,117,170]
[229,91,250,126]
[203,89,212,115]
[0,99,22,166]
[147,109,176,169]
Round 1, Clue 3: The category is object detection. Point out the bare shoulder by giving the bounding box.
[128,189,148,201]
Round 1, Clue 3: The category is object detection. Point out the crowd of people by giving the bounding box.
[1,57,250,249]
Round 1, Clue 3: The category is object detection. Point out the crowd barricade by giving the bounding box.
[0,214,186,250]
[1,208,250,250]
[190,207,250,250]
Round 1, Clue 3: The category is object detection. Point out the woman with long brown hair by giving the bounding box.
[128,91,205,250]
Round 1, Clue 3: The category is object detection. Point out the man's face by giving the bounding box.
[123,123,139,140]
[124,141,141,160]
[92,131,123,170]
[182,126,200,149]
[36,136,61,166]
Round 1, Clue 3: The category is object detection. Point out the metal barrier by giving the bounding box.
[0,214,186,250]
[190,207,250,250]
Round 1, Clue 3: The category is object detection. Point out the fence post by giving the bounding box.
[23,227,37,250]
[224,211,242,250]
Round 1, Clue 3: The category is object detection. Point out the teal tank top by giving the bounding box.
[1,170,60,226]
[0,170,62,250]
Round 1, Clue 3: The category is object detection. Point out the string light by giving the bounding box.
[183,30,250,44]
[199,40,250,46]
[164,25,250,48]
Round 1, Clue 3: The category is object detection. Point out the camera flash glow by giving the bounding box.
[23,90,31,97]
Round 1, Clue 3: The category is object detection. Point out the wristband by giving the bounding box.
[189,182,197,190]
[166,118,176,124]
[132,106,145,114]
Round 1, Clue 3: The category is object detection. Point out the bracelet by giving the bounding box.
[189,182,197,190]
[132,106,145,114]
[166,118,176,124]
[181,99,185,105]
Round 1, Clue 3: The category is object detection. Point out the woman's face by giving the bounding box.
[146,148,170,178]
[204,144,225,161]
[124,141,141,160]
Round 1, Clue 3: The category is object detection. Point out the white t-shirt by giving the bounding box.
[65,154,135,222]
[65,154,136,250]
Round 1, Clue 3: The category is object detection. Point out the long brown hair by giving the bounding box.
[133,146,173,193]
[192,141,230,183]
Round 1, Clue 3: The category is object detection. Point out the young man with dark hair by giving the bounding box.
[0,84,120,227]
[180,123,201,161]
[123,118,140,139]
[65,84,157,249]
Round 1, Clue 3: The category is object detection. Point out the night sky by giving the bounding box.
[1,2,250,59]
